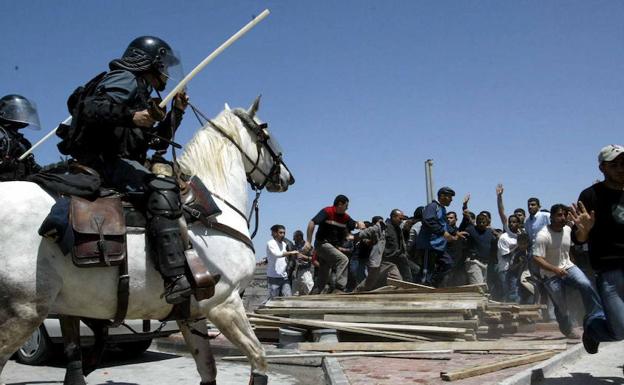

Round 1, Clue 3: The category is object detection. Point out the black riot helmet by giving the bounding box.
[110,36,182,91]
[0,94,41,130]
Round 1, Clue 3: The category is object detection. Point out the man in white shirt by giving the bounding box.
[266,224,298,300]
[525,197,550,247]
[533,204,605,339]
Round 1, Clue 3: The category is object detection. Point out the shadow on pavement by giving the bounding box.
[44,350,180,370]
[533,372,624,385]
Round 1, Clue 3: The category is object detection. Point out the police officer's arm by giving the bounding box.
[150,93,188,150]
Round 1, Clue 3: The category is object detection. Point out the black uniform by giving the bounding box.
[58,36,191,304]
[0,124,40,181]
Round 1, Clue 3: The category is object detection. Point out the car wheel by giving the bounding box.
[16,326,53,365]
[117,339,152,358]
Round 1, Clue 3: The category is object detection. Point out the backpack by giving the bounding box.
[56,71,107,157]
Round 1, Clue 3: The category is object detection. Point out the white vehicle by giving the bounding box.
[16,315,179,365]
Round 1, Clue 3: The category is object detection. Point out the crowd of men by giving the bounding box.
[265,144,624,356]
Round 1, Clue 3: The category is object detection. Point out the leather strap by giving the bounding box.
[198,216,255,253]
[112,248,129,327]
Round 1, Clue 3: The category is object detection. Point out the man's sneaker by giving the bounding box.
[164,275,192,304]
[565,330,581,339]
[582,331,599,354]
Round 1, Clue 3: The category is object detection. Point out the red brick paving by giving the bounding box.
[338,326,580,385]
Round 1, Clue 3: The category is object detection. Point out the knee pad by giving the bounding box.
[147,216,186,277]
[145,176,182,218]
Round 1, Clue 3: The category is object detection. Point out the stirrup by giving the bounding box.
[162,275,192,304]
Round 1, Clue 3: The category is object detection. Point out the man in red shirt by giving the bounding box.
[305,195,363,294]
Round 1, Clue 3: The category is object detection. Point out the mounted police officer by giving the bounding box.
[57,36,192,304]
[0,94,41,181]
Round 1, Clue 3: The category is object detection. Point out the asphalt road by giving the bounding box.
[2,349,313,385]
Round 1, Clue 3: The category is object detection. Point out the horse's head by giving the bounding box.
[228,96,295,193]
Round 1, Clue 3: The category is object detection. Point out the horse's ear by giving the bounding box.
[247,95,262,119]
[224,103,231,111]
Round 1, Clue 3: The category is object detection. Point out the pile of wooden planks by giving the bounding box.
[251,279,544,343]
[247,279,557,381]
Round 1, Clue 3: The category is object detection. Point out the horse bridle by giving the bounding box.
[188,104,289,238]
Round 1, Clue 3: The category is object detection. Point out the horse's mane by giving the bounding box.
[178,108,246,199]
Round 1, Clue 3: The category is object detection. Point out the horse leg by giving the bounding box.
[178,319,217,385]
[0,284,58,385]
[59,316,86,385]
[81,318,110,376]
[206,292,268,385]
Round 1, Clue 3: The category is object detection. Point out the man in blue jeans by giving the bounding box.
[533,204,605,339]
[571,144,624,354]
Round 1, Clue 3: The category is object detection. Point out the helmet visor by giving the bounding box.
[0,97,41,130]
[156,50,184,95]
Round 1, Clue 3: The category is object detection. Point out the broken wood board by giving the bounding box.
[440,350,557,381]
[297,341,568,352]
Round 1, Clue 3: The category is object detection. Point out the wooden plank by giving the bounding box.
[323,315,477,328]
[387,278,435,290]
[271,293,486,301]
[255,307,474,315]
[248,313,430,341]
[440,350,557,381]
[249,317,466,336]
[297,341,568,352]
[223,349,453,361]
[261,300,483,309]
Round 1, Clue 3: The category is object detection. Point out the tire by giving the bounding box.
[116,339,152,359]
[16,325,53,365]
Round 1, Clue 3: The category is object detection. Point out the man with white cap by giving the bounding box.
[570,144,624,354]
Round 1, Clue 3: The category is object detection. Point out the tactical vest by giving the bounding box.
[56,71,107,159]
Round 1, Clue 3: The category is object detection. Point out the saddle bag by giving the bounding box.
[70,196,127,267]
[182,176,222,221]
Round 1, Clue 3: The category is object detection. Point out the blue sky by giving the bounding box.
[2,1,622,257]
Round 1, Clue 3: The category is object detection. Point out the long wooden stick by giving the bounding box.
[159,9,270,107]
[440,350,557,381]
[223,350,453,361]
[19,10,271,160]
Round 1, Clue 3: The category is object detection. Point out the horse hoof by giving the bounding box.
[63,361,86,385]
[200,381,217,385]
[248,372,268,385]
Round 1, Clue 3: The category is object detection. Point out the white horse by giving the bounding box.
[0,97,294,385]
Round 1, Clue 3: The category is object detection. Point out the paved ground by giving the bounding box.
[337,326,582,385]
[2,347,315,385]
[534,340,624,385]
